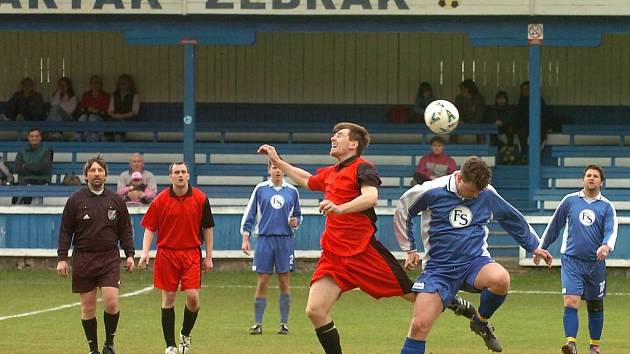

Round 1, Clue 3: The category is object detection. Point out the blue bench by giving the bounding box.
[551,146,630,168]
[560,124,630,146]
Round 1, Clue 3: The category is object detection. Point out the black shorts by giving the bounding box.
[71,248,121,294]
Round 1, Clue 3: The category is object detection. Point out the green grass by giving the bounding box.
[1,269,630,353]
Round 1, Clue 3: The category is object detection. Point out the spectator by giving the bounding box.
[46,77,78,140]
[413,81,436,119]
[12,128,53,205]
[411,136,457,186]
[454,79,485,124]
[75,75,110,142]
[117,153,157,204]
[515,81,549,159]
[106,74,140,141]
[0,156,14,185]
[485,91,515,146]
[1,77,44,121]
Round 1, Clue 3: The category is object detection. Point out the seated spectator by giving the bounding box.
[411,136,457,186]
[106,74,140,141]
[485,91,515,146]
[12,128,53,205]
[453,79,486,144]
[413,81,436,120]
[515,81,550,160]
[75,75,110,142]
[46,77,78,140]
[1,77,44,121]
[0,156,14,185]
[116,153,156,204]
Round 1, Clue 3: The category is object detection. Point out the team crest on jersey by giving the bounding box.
[579,209,596,226]
[270,195,285,209]
[449,206,473,228]
[107,209,118,222]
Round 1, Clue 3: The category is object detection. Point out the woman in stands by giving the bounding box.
[46,77,78,140]
[105,74,140,141]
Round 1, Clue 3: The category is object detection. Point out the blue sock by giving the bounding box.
[401,337,425,354]
[279,293,291,324]
[588,309,604,342]
[254,297,267,324]
[563,307,579,339]
[477,289,506,320]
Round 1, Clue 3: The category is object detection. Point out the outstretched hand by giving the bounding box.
[257,144,280,162]
[532,248,553,268]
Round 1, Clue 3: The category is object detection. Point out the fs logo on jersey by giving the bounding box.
[579,209,596,226]
[270,195,285,209]
[449,206,473,228]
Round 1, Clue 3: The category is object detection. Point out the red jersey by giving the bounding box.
[307,155,382,256]
[141,186,215,249]
[79,90,110,114]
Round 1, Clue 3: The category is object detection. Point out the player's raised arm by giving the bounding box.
[258,144,312,188]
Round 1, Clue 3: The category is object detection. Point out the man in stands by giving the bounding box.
[411,136,457,186]
[117,153,157,205]
[1,77,44,121]
[12,127,53,204]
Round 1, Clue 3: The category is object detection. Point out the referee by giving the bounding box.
[57,155,135,354]
[139,161,215,354]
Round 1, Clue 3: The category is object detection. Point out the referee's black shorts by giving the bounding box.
[71,248,121,294]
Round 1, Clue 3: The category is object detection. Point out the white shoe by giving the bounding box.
[165,346,178,354]
[179,333,191,353]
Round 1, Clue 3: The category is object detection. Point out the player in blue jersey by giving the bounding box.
[394,156,553,354]
[536,164,618,354]
[241,160,303,336]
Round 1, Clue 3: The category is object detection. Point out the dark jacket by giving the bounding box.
[58,187,134,261]
[15,144,52,183]
[4,90,44,121]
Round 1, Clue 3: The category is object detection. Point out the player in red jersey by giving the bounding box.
[258,122,474,354]
[138,161,215,354]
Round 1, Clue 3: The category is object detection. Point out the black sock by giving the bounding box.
[162,307,176,347]
[103,311,120,346]
[315,321,342,354]
[81,317,98,353]
[181,306,199,337]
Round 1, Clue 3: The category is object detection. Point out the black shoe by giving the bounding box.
[470,318,503,352]
[102,344,115,354]
[561,341,577,354]
[249,324,262,335]
[278,324,289,335]
[448,295,477,319]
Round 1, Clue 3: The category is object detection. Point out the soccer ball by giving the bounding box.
[423,100,460,134]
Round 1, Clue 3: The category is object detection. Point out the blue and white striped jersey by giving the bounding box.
[394,173,540,269]
[240,180,302,236]
[540,190,618,261]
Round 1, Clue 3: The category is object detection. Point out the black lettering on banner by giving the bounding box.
[242,0,264,9]
[72,0,80,8]
[131,0,162,9]
[94,0,124,9]
[29,0,57,8]
[0,0,21,8]
[307,0,335,10]
[341,0,371,10]
[272,0,298,10]
[378,0,409,10]
[206,0,234,9]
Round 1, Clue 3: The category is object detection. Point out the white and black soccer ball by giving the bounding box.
[423,100,460,134]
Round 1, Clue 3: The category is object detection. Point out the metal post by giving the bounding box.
[528,44,541,209]
[183,43,196,183]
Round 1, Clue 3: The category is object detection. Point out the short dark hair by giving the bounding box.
[169,161,189,174]
[460,156,492,190]
[333,122,371,156]
[430,136,446,145]
[84,155,108,176]
[584,164,605,181]
[27,127,41,135]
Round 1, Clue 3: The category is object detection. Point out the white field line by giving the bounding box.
[0,286,153,321]
[201,284,630,296]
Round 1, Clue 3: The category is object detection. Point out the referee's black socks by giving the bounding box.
[81,317,98,353]
[181,306,199,337]
[103,311,120,346]
[315,321,342,354]
[161,307,176,347]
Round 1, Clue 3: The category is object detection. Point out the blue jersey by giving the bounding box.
[241,180,302,236]
[394,173,540,269]
[540,190,618,261]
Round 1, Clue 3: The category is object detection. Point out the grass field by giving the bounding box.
[1,268,630,353]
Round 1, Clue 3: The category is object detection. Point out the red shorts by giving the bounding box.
[154,247,202,291]
[311,237,413,299]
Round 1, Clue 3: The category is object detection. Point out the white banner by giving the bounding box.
[0,0,628,16]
